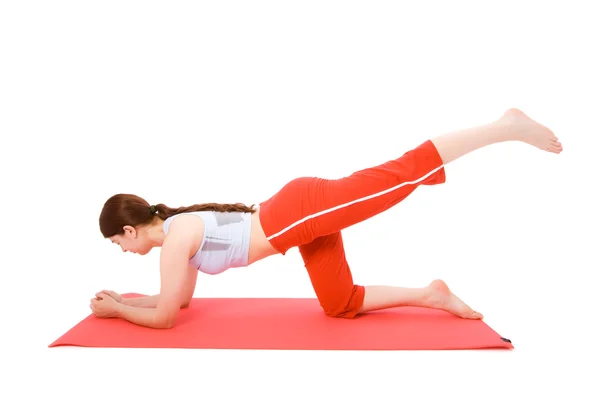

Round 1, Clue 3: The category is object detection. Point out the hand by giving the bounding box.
[90,292,121,318]
[95,289,123,303]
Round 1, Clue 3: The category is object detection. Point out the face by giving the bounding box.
[109,225,153,255]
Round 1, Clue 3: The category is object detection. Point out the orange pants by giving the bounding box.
[258,140,446,318]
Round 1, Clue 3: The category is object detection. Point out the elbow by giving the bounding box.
[181,294,193,309]
[162,321,176,329]
[155,317,176,329]
[154,311,178,329]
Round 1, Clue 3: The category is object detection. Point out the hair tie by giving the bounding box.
[150,205,157,214]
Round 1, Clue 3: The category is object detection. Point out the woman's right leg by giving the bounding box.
[259,108,562,255]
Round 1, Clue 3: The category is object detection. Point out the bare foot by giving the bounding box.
[500,108,563,154]
[426,279,483,319]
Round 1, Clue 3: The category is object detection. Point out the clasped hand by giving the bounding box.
[90,290,122,318]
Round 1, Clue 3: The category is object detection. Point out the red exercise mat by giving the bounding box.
[49,294,513,350]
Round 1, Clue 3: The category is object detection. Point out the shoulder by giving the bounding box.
[163,214,205,258]
[167,213,205,232]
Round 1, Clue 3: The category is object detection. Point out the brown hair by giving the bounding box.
[99,193,256,238]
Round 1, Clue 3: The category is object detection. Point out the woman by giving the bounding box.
[91,108,562,329]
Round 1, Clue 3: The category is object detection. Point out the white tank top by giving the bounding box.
[162,211,252,275]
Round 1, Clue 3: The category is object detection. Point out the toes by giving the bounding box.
[550,138,563,151]
[465,311,483,319]
[464,309,483,319]
[547,142,563,153]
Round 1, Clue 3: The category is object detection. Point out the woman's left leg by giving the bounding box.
[299,230,482,319]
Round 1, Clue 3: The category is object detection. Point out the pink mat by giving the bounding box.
[49,294,514,350]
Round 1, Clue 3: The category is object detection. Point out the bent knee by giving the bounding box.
[323,307,357,319]
[320,285,365,319]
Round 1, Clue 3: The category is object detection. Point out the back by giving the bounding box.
[162,211,252,275]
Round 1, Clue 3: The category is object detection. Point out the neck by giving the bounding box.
[145,218,166,247]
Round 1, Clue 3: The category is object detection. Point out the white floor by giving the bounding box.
[2,1,599,399]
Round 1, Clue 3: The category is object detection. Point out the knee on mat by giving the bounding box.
[318,285,365,319]
[323,307,357,319]
[321,298,360,319]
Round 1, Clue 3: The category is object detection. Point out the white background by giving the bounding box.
[1,1,599,399]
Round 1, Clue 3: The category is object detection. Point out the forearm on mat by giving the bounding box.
[123,294,190,308]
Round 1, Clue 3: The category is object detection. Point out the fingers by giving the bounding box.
[91,291,118,316]
[97,290,121,301]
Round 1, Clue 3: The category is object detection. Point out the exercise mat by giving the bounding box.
[49,294,513,350]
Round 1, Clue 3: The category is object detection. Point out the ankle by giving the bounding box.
[497,109,527,141]
[423,286,438,307]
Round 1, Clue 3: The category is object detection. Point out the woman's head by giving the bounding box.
[99,193,257,255]
[99,194,160,255]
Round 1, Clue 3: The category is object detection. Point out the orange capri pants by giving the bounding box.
[258,140,446,319]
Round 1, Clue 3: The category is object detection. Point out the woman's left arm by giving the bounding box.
[113,216,203,329]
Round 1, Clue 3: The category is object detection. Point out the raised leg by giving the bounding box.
[360,279,483,319]
[260,108,562,256]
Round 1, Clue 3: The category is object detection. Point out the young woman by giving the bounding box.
[91,108,562,329]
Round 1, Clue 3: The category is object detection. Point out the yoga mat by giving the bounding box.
[49,294,513,350]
